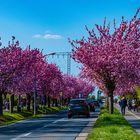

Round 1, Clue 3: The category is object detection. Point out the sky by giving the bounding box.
[0,0,139,76]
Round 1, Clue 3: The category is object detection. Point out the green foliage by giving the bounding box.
[87,95,96,100]
[135,86,140,99]
[0,111,31,126]
[91,95,95,100]
[87,107,140,140]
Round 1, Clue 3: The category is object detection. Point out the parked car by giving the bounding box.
[93,100,100,107]
[67,98,90,118]
[102,99,106,103]
[87,100,95,112]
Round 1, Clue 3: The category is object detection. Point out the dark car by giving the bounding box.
[93,100,100,107]
[67,99,90,118]
[87,100,95,112]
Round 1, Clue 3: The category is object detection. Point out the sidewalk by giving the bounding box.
[115,104,140,134]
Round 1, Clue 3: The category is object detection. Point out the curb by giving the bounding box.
[75,117,98,140]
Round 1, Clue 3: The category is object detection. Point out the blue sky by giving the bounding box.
[0,0,139,75]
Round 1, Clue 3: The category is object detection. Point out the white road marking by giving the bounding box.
[52,120,58,123]
[43,124,49,128]
[23,132,32,136]
[43,118,65,127]
[10,132,32,140]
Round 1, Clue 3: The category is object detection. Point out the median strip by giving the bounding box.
[86,107,140,140]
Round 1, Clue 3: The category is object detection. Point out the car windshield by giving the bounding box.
[70,100,85,105]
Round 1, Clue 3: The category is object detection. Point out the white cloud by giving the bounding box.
[33,33,63,40]
[44,34,63,39]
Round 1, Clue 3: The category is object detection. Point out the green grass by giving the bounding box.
[87,107,140,140]
[0,106,64,126]
[0,111,33,126]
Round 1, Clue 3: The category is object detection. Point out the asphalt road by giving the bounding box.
[0,109,100,140]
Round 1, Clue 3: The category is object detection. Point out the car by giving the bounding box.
[98,99,103,104]
[93,100,100,107]
[102,99,106,103]
[87,100,95,112]
[67,98,90,118]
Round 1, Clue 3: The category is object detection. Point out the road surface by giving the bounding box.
[0,109,99,140]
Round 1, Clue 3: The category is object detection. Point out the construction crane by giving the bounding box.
[46,52,71,75]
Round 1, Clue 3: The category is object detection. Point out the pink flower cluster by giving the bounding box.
[0,39,94,98]
[70,8,140,96]
[63,75,94,98]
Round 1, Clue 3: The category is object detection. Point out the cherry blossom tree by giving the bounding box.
[9,47,63,110]
[40,63,63,108]
[63,75,94,99]
[0,40,25,115]
[70,8,140,113]
[0,38,64,115]
[63,75,78,98]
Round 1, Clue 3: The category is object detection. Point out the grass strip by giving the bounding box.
[87,107,140,140]
[0,106,64,126]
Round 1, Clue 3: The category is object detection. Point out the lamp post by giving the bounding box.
[33,52,56,116]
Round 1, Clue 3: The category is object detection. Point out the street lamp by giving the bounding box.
[33,52,56,116]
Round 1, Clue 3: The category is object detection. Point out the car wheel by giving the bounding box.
[68,115,72,119]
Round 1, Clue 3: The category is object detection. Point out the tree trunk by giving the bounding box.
[52,99,55,107]
[108,93,113,114]
[106,96,109,109]
[32,97,34,112]
[43,95,47,113]
[55,99,58,107]
[3,93,7,100]
[62,96,64,106]
[17,95,21,112]
[26,94,31,111]
[64,98,67,106]
[10,94,14,113]
[68,97,70,104]
[48,96,50,108]
[0,91,3,116]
